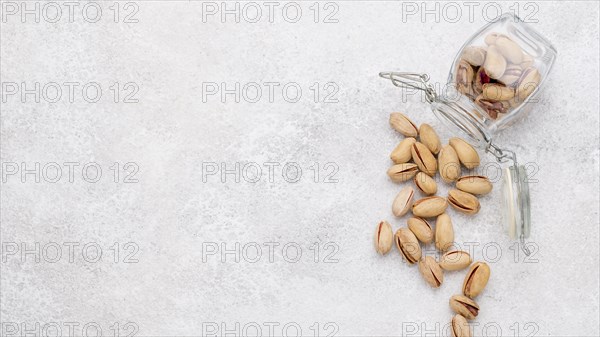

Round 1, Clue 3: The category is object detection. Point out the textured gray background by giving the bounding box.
[1,1,599,336]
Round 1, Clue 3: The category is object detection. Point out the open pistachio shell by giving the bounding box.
[374,221,393,255]
[395,228,422,264]
[450,295,480,320]
[392,186,415,217]
[462,261,491,298]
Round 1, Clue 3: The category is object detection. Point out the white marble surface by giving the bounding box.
[1,1,598,336]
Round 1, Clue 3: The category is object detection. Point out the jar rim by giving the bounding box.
[432,93,492,148]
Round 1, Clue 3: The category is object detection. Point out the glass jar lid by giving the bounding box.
[502,165,531,240]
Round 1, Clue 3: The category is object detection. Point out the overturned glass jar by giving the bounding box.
[380,14,557,255]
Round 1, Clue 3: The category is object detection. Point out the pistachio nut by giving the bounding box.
[461,46,486,67]
[390,137,417,164]
[520,53,534,68]
[407,217,434,244]
[475,95,509,120]
[473,67,491,96]
[484,32,505,45]
[507,96,522,108]
[495,36,523,64]
[450,295,480,320]
[483,46,507,79]
[411,142,437,176]
[456,60,475,97]
[435,213,454,252]
[456,175,493,195]
[451,314,472,337]
[418,256,444,288]
[392,186,415,217]
[440,250,472,271]
[498,64,522,86]
[449,138,480,169]
[412,196,448,218]
[462,261,491,298]
[387,163,418,183]
[482,83,515,101]
[438,145,461,183]
[390,112,418,137]
[414,172,437,195]
[517,67,541,101]
[374,220,393,255]
[448,189,481,215]
[395,228,422,264]
[419,123,441,155]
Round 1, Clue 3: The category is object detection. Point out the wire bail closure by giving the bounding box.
[379,72,438,103]
[486,143,516,164]
[380,71,531,256]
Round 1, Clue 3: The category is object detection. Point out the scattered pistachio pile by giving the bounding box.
[455,32,541,120]
[375,112,493,337]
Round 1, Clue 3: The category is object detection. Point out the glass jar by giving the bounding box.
[380,14,556,254]
[448,13,557,131]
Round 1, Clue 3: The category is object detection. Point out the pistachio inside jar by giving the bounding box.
[448,13,557,131]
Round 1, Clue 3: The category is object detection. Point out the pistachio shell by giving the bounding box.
[414,172,437,195]
[374,221,393,255]
[482,83,515,101]
[440,250,472,271]
[473,67,490,97]
[484,32,505,45]
[517,67,541,101]
[451,314,472,337]
[462,261,490,298]
[412,196,448,218]
[456,175,493,195]
[449,138,480,169]
[390,112,418,137]
[450,295,480,320]
[520,53,534,68]
[461,46,486,67]
[419,124,441,154]
[438,145,461,182]
[483,46,506,79]
[498,64,522,86]
[387,163,418,183]
[395,228,422,264]
[495,36,523,63]
[411,142,437,176]
[407,217,434,244]
[507,96,521,108]
[456,60,476,97]
[392,186,415,217]
[418,256,444,288]
[390,137,417,164]
[448,189,480,215]
[435,213,454,252]
[475,94,509,119]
